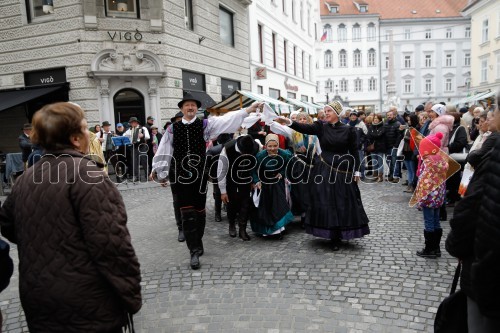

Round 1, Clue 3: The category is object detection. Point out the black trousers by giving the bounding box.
[213,183,222,214]
[227,185,252,223]
[130,144,148,179]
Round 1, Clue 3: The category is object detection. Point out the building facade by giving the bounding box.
[247,0,319,106]
[0,0,252,153]
[462,0,500,95]
[316,0,470,113]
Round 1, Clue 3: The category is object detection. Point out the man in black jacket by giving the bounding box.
[383,110,402,182]
[446,93,500,331]
[18,123,33,168]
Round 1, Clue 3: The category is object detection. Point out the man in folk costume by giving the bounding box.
[124,117,150,182]
[217,135,260,240]
[151,93,262,269]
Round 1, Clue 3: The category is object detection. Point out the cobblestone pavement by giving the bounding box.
[1,179,458,333]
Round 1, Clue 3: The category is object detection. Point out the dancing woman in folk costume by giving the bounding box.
[275,101,370,251]
[270,112,318,226]
[250,134,294,239]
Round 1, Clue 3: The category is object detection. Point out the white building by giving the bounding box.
[461,0,500,98]
[247,0,319,106]
[0,0,252,153]
[316,0,470,113]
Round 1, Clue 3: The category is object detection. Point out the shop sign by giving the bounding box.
[107,29,143,41]
[24,68,66,87]
[182,71,205,92]
[221,79,240,96]
[255,67,266,80]
[284,78,298,92]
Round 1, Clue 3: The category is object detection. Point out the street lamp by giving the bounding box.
[325,93,329,104]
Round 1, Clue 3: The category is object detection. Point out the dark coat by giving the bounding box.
[18,133,32,163]
[446,135,500,319]
[0,149,142,332]
[383,119,402,149]
[467,132,500,168]
[448,123,468,154]
[367,122,386,153]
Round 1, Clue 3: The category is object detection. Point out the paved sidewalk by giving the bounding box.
[1,180,458,332]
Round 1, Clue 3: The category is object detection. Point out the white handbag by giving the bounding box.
[252,188,261,208]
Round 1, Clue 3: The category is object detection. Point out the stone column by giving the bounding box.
[148,78,159,123]
[100,78,111,125]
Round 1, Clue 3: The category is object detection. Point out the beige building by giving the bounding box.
[0,0,252,153]
[462,0,500,97]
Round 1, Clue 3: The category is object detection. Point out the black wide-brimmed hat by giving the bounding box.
[128,117,139,123]
[22,123,32,130]
[170,112,184,122]
[178,92,202,109]
[236,135,259,155]
[102,121,111,127]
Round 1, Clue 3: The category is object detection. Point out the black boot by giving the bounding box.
[440,205,447,221]
[416,231,436,258]
[190,253,200,270]
[331,238,341,251]
[196,210,206,256]
[173,195,183,241]
[182,208,203,269]
[238,220,251,241]
[177,229,185,242]
[300,216,305,229]
[434,228,443,257]
[228,220,237,237]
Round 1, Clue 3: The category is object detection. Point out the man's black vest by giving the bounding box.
[171,118,206,183]
[224,139,257,192]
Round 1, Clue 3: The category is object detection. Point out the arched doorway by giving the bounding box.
[113,89,145,126]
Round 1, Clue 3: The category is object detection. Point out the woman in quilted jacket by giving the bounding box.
[412,132,449,259]
[0,102,142,333]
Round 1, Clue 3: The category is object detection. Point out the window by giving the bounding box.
[384,30,390,41]
[359,5,367,13]
[368,77,377,91]
[339,49,347,67]
[301,95,308,102]
[293,46,297,76]
[338,24,347,42]
[329,6,338,14]
[340,79,348,92]
[445,78,452,92]
[257,85,263,94]
[258,24,264,63]
[464,53,470,66]
[219,6,234,46]
[404,55,411,68]
[105,0,139,19]
[385,80,389,93]
[353,49,361,67]
[368,49,376,67]
[404,80,412,93]
[425,79,432,93]
[300,1,304,29]
[324,50,333,68]
[425,54,432,68]
[465,26,471,38]
[367,23,376,41]
[425,29,432,39]
[353,23,361,42]
[269,88,280,99]
[282,0,286,13]
[272,33,277,68]
[302,51,305,78]
[284,40,288,72]
[445,53,453,67]
[354,78,362,92]
[446,28,452,39]
[291,0,296,21]
[324,24,332,41]
[184,0,193,30]
[316,81,320,94]
[404,29,411,40]
[385,56,389,69]
[465,78,471,89]
[325,80,333,93]
[482,19,489,43]
[481,59,488,82]
[287,92,296,99]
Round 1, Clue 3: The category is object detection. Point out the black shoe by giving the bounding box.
[229,221,237,238]
[416,231,436,258]
[401,180,409,186]
[215,213,222,222]
[190,253,200,270]
[300,216,305,229]
[178,230,185,242]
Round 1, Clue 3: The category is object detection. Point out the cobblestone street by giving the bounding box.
[1,180,458,333]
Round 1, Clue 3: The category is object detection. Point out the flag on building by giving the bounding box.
[320,31,327,42]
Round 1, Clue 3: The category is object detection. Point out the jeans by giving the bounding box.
[422,207,441,231]
[358,150,366,178]
[370,153,384,173]
[385,148,397,178]
[403,159,416,185]
[468,297,500,332]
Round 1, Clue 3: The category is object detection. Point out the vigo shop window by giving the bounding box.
[105,0,140,19]
[26,0,54,22]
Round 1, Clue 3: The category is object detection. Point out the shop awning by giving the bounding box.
[280,97,322,115]
[184,90,216,110]
[455,90,495,105]
[208,90,294,114]
[0,85,63,112]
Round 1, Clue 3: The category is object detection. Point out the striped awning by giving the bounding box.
[280,97,321,115]
[454,90,495,105]
[207,90,294,114]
